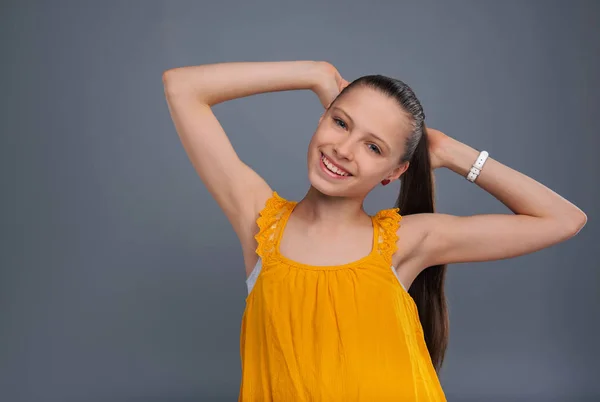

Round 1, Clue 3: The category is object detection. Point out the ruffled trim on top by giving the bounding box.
[254,191,292,259]
[374,208,402,265]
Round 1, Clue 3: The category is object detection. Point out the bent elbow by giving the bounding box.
[162,69,176,85]
[564,211,587,237]
[162,69,187,96]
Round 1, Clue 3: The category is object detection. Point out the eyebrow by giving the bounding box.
[330,106,391,151]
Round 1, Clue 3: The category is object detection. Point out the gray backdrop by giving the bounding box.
[1,1,598,401]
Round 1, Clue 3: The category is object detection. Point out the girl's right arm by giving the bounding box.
[162,61,325,265]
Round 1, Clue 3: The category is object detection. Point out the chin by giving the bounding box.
[307,157,353,198]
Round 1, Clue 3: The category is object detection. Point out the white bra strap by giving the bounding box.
[246,258,263,294]
[390,265,407,291]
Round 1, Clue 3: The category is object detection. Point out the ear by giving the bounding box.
[390,162,410,181]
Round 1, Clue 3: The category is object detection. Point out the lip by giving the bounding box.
[321,152,352,176]
[320,152,353,179]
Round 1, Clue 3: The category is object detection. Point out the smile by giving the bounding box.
[320,152,352,178]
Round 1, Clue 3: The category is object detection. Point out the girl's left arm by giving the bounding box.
[419,131,587,267]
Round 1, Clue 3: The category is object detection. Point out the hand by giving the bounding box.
[312,62,350,109]
[425,126,451,170]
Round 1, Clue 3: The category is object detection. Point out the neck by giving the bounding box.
[293,186,371,231]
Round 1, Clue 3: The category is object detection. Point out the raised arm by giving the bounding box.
[407,130,587,268]
[162,61,324,245]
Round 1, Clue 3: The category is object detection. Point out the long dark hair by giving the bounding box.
[331,75,449,372]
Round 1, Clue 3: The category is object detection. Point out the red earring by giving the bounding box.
[381,179,390,186]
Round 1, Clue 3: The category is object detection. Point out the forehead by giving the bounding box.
[332,86,413,142]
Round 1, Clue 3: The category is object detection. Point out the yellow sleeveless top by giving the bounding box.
[239,191,446,401]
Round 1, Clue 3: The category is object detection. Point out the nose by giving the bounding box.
[333,137,355,161]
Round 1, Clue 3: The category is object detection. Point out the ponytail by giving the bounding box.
[397,125,449,372]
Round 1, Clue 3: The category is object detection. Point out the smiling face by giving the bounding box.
[307,85,412,198]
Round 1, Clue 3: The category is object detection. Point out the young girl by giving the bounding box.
[162,61,586,401]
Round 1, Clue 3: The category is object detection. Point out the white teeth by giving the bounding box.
[322,154,350,176]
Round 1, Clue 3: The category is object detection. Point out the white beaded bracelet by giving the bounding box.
[466,150,489,182]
